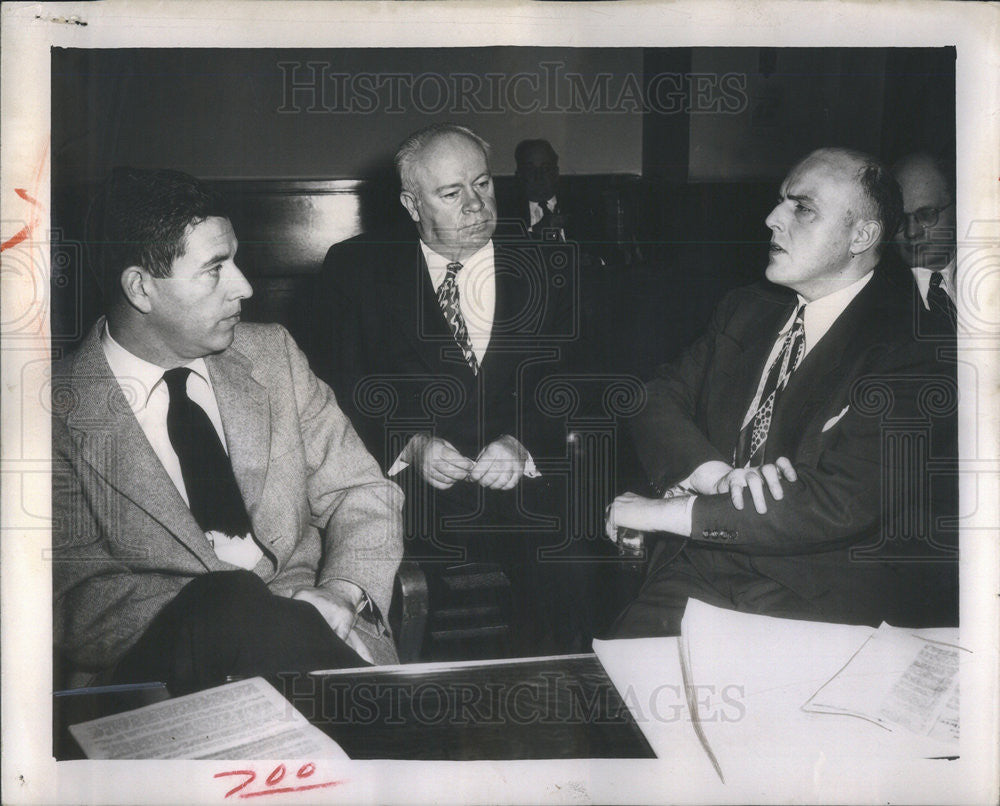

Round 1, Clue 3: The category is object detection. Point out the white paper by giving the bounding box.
[803,623,964,745]
[68,677,348,760]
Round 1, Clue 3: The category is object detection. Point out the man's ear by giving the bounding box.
[399,191,420,224]
[850,219,882,256]
[120,266,154,314]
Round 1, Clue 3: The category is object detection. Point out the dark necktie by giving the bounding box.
[163,367,252,537]
[534,200,562,241]
[437,262,479,374]
[736,305,806,467]
[927,270,957,326]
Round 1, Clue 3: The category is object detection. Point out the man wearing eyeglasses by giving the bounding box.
[892,152,957,327]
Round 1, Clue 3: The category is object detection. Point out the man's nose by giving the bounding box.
[227,264,254,300]
[463,188,485,213]
[764,203,784,231]
[903,214,924,240]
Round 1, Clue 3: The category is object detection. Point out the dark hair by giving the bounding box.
[86,167,228,302]
[514,138,558,166]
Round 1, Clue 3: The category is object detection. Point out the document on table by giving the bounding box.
[802,622,965,745]
[69,677,349,760]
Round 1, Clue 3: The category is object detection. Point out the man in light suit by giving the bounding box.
[606,148,958,635]
[53,168,404,694]
[307,124,595,656]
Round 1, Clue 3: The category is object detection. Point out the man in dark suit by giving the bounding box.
[892,152,957,332]
[308,124,591,655]
[606,148,958,636]
[500,138,607,264]
[53,168,404,694]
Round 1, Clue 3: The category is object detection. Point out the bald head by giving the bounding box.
[764,148,901,300]
[892,152,956,270]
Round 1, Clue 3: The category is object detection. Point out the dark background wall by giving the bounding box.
[51,46,955,374]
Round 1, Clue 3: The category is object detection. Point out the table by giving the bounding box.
[54,654,655,761]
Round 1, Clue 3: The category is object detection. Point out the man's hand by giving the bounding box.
[404,433,475,490]
[468,435,529,490]
[292,582,373,663]
[604,492,690,540]
[711,457,798,513]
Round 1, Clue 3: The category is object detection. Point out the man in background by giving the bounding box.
[892,152,957,328]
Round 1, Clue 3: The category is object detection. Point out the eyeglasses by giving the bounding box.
[897,201,954,233]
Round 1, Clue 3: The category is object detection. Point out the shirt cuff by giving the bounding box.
[524,454,541,479]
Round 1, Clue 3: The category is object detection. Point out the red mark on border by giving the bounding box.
[0,188,43,253]
[215,763,344,799]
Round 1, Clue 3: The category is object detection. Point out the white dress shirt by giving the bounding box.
[740,271,875,430]
[421,239,495,364]
[101,323,264,569]
[528,196,558,228]
[911,257,957,310]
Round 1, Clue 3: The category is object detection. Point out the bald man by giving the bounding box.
[607,148,958,635]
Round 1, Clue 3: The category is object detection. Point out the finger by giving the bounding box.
[432,455,475,481]
[747,473,768,514]
[344,629,374,664]
[478,461,507,488]
[776,456,798,482]
[425,472,456,490]
[760,463,784,500]
[499,468,522,490]
[440,444,475,468]
[467,453,494,483]
[729,479,745,510]
[491,466,516,490]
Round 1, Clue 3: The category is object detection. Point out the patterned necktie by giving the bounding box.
[437,262,479,374]
[163,367,252,537]
[927,270,957,325]
[736,305,806,467]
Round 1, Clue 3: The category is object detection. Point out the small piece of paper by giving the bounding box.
[803,623,965,745]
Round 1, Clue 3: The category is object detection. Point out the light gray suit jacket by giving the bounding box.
[53,320,404,678]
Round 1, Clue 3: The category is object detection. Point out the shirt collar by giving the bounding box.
[911,257,957,306]
[420,239,495,290]
[101,321,212,413]
[782,270,874,352]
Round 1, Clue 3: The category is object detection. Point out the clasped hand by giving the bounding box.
[406,433,528,490]
[689,457,798,513]
[604,458,798,539]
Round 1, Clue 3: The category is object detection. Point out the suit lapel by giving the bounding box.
[60,323,219,569]
[206,341,270,516]
[723,297,794,444]
[382,241,457,373]
[768,274,882,454]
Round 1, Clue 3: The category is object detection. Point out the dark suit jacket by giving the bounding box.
[308,234,575,473]
[53,321,405,680]
[630,269,958,627]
